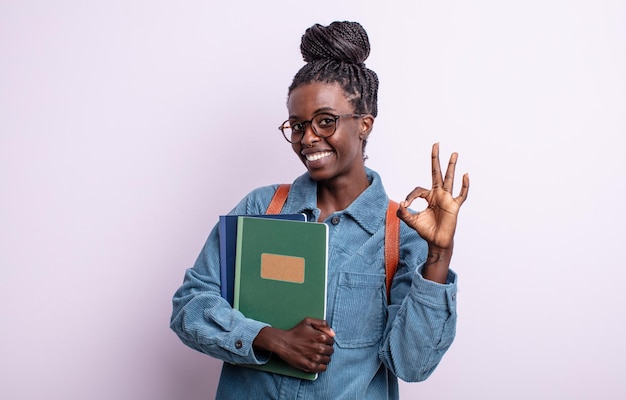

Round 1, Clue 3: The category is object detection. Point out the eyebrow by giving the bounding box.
[289,107,337,120]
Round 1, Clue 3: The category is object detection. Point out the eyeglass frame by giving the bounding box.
[278,113,366,144]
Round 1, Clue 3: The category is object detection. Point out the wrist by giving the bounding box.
[427,247,452,263]
[428,239,454,256]
[422,244,453,284]
[253,326,279,353]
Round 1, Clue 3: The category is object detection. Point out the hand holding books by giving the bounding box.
[253,317,335,374]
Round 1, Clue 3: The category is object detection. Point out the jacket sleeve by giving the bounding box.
[378,223,458,382]
[169,186,278,365]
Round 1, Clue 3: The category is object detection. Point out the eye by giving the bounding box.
[316,115,336,129]
[291,122,304,132]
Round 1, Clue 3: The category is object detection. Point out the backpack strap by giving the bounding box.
[265,184,291,214]
[384,200,401,303]
[266,184,400,304]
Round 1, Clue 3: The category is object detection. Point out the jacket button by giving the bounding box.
[331,216,340,225]
[235,340,243,349]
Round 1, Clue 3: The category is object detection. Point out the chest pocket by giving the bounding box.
[331,271,386,348]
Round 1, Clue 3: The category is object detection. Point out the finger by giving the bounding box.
[402,187,430,207]
[398,187,429,222]
[315,354,332,365]
[313,359,331,372]
[311,322,335,338]
[455,173,470,205]
[397,204,417,223]
[315,342,335,357]
[431,142,443,189]
[398,191,429,223]
[316,332,335,346]
[303,359,330,373]
[442,152,458,193]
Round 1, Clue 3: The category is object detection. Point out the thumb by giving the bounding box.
[311,321,335,337]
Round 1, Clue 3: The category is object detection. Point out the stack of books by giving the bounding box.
[218,214,329,380]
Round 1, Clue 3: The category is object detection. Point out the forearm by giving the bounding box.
[171,188,284,363]
[170,269,271,365]
[380,266,457,381]
[170,221,271,365]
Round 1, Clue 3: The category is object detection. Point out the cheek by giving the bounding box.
[291,142,302,156]
[329,133,361,156]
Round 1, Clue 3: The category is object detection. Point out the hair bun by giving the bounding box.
[300,21,371,64]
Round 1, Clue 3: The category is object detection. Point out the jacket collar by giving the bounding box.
[284,167,388,235]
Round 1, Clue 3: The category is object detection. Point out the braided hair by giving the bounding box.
[289,21,379,122]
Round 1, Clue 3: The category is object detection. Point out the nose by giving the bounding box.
[300,122,319,147]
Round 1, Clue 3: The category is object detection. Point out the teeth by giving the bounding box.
[306,151,332,162]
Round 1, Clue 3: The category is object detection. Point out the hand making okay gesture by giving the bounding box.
[397,143,470,252]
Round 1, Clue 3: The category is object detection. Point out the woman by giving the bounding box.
[171,21,469,399]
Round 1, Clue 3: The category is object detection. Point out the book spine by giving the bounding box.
[232,216,245,310]
[218,216,227,300]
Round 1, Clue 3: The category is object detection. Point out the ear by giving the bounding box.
[358,115,374,140]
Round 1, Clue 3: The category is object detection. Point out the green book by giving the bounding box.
[233,216,329,380]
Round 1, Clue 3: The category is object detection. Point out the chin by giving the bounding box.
[306,169,334,183]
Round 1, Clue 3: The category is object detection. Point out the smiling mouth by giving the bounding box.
[305,151,333,162]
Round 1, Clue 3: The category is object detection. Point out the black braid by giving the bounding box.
[288,21,379,120]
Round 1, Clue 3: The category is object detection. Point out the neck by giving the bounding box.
[316,169,370,221]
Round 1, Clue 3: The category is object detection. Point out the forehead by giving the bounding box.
[287,82,352,117]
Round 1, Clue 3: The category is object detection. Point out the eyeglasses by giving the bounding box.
[278,113,365,144]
